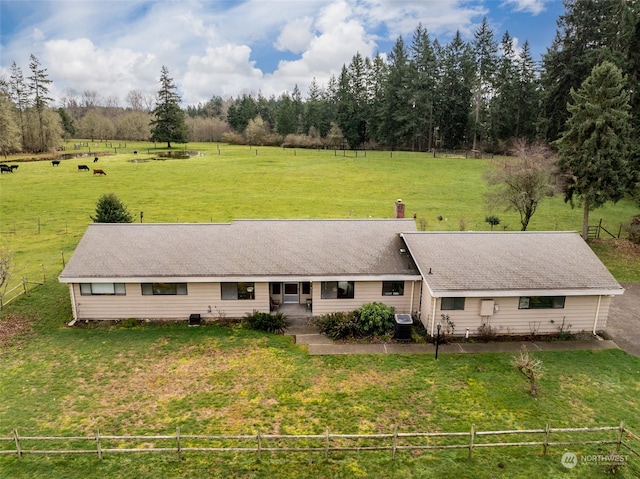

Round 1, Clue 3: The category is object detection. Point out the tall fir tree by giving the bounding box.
[436,31,474,149]
[28,54,53,152]
[556,61,632,240]
[150,66,188,148]
[540,0,638,142]
[471,17,498,151]
[9,61,29,147]
[409,24,438,151]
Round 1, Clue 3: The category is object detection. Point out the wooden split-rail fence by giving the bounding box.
[0,422,637,462]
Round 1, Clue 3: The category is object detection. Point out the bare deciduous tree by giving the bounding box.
[484,139,556,231]
[512,345,543,396]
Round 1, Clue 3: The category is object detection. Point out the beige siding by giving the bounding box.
[72,282,270,321]
[311,280,419,316]
[419,294,611,336]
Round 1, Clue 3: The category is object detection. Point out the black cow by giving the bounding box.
[0,165,12,174]
[78,164,90,171]
[10,165,18,171]
[94,157,99,163]
[52,160,60,166]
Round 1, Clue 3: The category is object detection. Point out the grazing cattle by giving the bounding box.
[93,169,106,175]
[78,165,90,171]
[10,165,18,171]
[133,151,138,154]
[0,165,12,174]
[94,157,99,163]
[52,160,60,166]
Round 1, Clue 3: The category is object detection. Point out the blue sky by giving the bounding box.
[0,0,564,106]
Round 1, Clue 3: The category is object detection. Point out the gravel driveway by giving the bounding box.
[607,283,640,357]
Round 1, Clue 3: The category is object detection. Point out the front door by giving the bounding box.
[283,282,299,304]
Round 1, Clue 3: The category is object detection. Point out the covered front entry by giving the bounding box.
[283,282,299,303]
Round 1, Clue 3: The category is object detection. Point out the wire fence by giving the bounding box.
[0,422,637,463]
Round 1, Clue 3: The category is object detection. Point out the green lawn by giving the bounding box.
[1,281,639,478]
[1,142,639,477]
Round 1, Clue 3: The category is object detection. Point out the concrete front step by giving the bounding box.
[294,333,334,345]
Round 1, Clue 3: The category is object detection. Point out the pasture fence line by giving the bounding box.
[0,270,45,310]
[0,421,637,462]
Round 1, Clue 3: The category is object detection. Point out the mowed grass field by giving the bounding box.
[1,140,638,289]
[1,142,639,478]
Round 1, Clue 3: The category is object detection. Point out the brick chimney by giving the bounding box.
[394,199,405,219]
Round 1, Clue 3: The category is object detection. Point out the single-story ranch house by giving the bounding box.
[58,219,624,337]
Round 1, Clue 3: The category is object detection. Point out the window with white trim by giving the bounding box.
[441,297,465,310]
[141,283,187,295]
[221,282,255,300]
[382,281,404,296]
[518,296,565,309]
[80,283,126,295]
[321,281,354,299]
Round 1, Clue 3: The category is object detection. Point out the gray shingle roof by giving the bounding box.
[59,219,419,280]
[401,231,623,294]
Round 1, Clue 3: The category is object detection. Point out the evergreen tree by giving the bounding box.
[471,17,498,150]
[514,41,540,140]
[28,54,53,152]
[276,93,296,136]
[379,37,413,149]
[436,32,474,149]
[556,61,632,240]
[409,24,438,151]
[9,61,29,147]
[91,193,134,223]
[149,66,188,148]
[490,31,518,147]
[540,0,638,142]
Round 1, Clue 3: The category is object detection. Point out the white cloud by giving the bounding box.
[182,44,264,102]
[274,17,315,53]
[43,38,159,102]
[502,0,548,15]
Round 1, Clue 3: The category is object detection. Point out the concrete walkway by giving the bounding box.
[286,319,620,356]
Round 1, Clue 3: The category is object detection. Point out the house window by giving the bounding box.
[301,282,311,295]
[441,297,465,310]
[141,283,187,295]
[321,281,355,299]
[271,283,281,295]
[221,282,255,300]
[382,281,404,296]
[80,283,126,295]
[519,296,565,309]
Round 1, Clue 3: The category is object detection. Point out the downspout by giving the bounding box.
[430,296,437,337]
[409,281,415,314]
[592,295,602,335]
[69,284,78,321]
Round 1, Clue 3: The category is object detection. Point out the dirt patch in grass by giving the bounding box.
[0,313,34,350]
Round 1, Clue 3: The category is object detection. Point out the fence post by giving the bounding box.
[176,427,182,461]
[96,429,102,460]
[13,429,22,460]
[257,428,261,461]
[617,420,625,452]
[325,427,330,460]
[469,424,475,459]
[392,425,398,460]
[543,422,550,455]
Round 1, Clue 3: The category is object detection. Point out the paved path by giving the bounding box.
[607,283,640,357]
[286,319,620,356]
